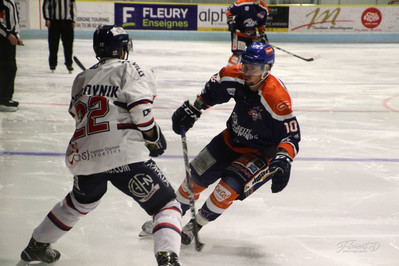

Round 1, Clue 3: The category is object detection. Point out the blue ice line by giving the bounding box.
[0,151,398,163]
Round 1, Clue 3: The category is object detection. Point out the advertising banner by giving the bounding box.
[75,2,114,30]
[15,0,29,29]
[197,5,228,31]
[266,6,289,32]
[197,4,289,32]
[114,3,197,31]
[290,6,399,33]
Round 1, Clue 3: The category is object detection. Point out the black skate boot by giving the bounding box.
[0,100,19,112]
[66,65,74,74]
[20,237,60,264]
[156,251,180,266]
[181,219,202,245]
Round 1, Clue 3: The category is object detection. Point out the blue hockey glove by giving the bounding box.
[269,152,292,193]
[227,19,236,32]
[172,100,201,135]
[144,124,167,157]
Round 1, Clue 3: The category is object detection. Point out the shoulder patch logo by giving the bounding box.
[227,88,236,96]
[277,101,291,112]
[143,108,151,116]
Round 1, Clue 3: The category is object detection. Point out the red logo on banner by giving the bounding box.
[361,8,382,29]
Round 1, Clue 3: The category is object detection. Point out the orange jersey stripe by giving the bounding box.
[278,142,297,159]
[219,64,244,81]
[222,129,262,156]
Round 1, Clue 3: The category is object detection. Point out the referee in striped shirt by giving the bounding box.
[0,0,23,112]
[43,0,76,73]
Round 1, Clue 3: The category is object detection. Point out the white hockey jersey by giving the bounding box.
[65,59,156,175]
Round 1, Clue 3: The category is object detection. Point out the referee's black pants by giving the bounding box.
[0,36,17,103]
[48,20,74,69]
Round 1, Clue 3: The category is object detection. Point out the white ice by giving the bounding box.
[1,37,399,266]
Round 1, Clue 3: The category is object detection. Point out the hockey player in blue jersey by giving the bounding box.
[172,41,301,245]
[226,0,269,65]
[19,25,182,266]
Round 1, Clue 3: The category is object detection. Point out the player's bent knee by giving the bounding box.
[68,191,101,214]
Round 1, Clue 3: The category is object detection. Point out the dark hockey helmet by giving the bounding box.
[241,41,275,68]
[93,25,132,59]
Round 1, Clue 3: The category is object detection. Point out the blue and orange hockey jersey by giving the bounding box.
[226,0,269,37]
[197,65,300,159]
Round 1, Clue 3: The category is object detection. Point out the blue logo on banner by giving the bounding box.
[115,3,197,30]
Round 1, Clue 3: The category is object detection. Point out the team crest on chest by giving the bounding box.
[257,12,266,19]
[248,106,263,121]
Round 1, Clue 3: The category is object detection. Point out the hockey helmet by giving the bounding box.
[240,41,275,74]
[93,25,132,59]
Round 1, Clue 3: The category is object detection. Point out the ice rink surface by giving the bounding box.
[1,37,399,266]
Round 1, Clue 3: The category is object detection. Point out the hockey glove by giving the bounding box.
[258,33,269,44]
[269,151,292,193]
[172,100,201,135]
[227,19,236,32]
[144,124,167,157]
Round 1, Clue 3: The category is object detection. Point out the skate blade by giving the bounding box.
[139,230,153,237]
[16,259,56,266]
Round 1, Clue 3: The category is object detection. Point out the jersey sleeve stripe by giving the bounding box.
[116,117,154,131]
[198,94,211,109]
[127,99,153,111]
[278,142,297,158]
[117,123,138,130]
[136,117,154,128]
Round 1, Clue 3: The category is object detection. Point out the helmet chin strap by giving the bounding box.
[248,72,269,89]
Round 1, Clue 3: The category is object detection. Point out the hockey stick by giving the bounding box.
[270,45,314,62]
[243,167,282,195]
[238,31,314,62]
[73,56,86,71]
[180,128,204,252]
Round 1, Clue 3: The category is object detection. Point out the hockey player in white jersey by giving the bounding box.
[19,25,182,266]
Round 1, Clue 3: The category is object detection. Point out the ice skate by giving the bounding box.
[139,220,153,237]
[156,252,180,266]
[67,65,74,74]
[20,237,60,264]
[181,219,202,245]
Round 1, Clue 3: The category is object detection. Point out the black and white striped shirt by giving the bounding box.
[0,0,20,38]
[42,0,77,21]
